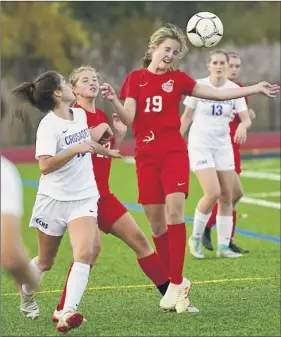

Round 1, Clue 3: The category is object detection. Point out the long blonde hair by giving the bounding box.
[142,23,188,68]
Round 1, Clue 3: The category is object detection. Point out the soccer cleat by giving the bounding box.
[202,227,214,251]
[160,278,191,313]
[20,291,39,320]
[52,309,87,323]
[56,311,84,334]
[188,236,204,259]
[229,240,249,254]
[216,244,243,258]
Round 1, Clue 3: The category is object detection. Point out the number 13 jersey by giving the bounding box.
[120,68,196,153]
[184,77,247,149]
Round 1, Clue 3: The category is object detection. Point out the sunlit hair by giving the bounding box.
[142,23,188,68]
[228,52,241,59]
[208,50,229,64]
[70,65,101,87]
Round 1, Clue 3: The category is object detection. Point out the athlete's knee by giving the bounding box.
[218,194,232,207]
[166,205,184,224]
[144,205,167,236]
[232,188,243,204]
[204,189,221,206]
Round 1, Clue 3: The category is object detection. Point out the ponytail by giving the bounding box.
[142,51,152,68]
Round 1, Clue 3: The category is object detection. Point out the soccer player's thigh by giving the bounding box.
[97,194,127,234]
[188,147,219,194]
[136,156,165,204]
[214,148,235,195]
[29,195,66,265]
[161,151,190,197]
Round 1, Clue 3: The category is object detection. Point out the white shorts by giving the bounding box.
[188,146,235,172]
[29,194,99,236]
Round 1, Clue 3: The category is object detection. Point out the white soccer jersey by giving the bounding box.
[35,108,99,201]
[184,77,248,149]
[1,156,23,217]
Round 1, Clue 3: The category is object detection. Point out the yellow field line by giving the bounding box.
[1,276,277,297]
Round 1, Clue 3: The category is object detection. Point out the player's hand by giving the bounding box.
[112,113,127,134]
[256,82,280,98]
[234,124,247,144]
[73,142,96,154]
[100,83,116,101]
[106,149,122,159]
[248,108,256,120]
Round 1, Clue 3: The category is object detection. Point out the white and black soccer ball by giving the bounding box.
[186,12,223,48]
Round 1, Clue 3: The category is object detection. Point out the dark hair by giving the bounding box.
[1,98,6,121]
[208,50,229,63]
[12,71,61,113]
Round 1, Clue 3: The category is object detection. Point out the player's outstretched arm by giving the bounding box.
[100,83,136,126]
[180,106,194,136]
[192,82,280,101]
[92,140,122,158]
[112,113,127,149]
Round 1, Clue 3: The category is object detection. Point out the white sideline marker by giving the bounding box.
[241,171,280,181]
[247,191,281,198]
[241,196,280,209]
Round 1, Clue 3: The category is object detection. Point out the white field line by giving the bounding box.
[247,191,281,198]
[241,196,280,209]
[260,168,281,173]
[242,159,280,171]
[241,171,280,181]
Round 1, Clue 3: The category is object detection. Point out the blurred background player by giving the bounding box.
[181,50,252,259]
[202,52,256,254]
[52,65,173,321]
[1,101,40,296]
[100,25,278,311]
[12,71,121,333]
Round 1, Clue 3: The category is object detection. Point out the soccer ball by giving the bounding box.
[186,12,223,48]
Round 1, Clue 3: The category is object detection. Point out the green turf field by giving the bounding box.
[1,158,280,336]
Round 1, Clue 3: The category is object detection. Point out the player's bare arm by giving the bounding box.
[112,113,127,149]
[180,106,194,136]
[89,123,113,143]
[248,108,256,120]
[234,110,252,145]
[38,143,96,175]
[192,81,280,100]
[100,83,136,126]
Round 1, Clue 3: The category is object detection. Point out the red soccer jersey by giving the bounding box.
[75,104,112,197]
[229,81,249,139]
[120,69,196,152]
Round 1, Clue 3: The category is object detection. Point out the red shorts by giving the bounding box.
[97,193,127,234]
[232,143,241,175]
[135,150,190,204]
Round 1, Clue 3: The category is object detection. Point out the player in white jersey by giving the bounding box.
[180,50,252,259]
[1,156,40,292]
[11,71,121,334]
